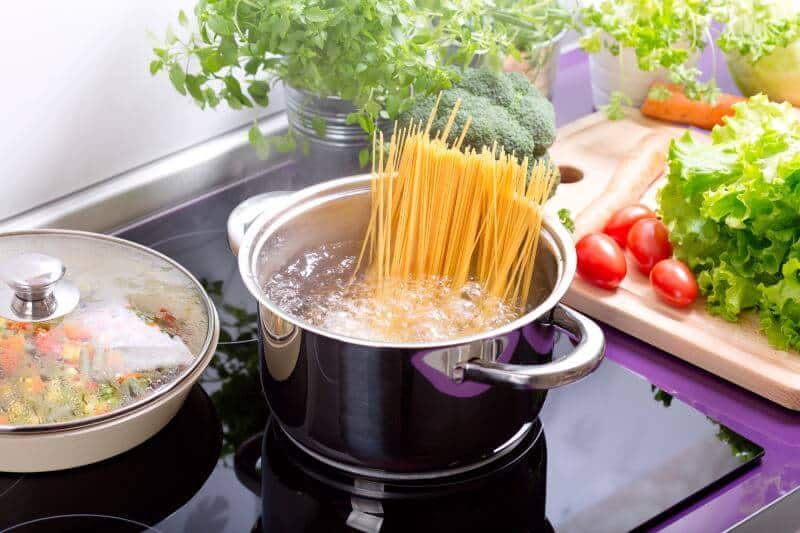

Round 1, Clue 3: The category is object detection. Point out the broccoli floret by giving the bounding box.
[399,68,557,172]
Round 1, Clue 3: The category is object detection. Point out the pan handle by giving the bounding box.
[453,304,604,390]
[227,191,292,257]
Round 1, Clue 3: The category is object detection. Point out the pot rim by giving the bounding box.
[238,174,576,350]
[0,229,220,434]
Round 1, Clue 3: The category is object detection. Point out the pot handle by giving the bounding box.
[227,191,293,257]
[453,304,604,390]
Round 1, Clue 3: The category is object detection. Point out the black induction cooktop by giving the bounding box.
[1,166,763,532]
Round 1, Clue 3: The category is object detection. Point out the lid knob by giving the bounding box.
[0,253,79,322]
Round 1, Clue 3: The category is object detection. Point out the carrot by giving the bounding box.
[63,321,91,341]
[117,372,143,384]
[640,83,744,130]
[26,375,45,395]
[0,334,25,374]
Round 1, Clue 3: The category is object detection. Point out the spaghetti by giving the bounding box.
[357,98,557,312]
[265,97,558,342]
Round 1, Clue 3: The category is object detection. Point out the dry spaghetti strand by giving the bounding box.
[359,98,557,320]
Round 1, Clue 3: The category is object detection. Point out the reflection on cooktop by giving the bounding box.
[0,386,221,531]
[257,418,551,533]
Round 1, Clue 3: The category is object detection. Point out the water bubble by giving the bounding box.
[265,242,522,343]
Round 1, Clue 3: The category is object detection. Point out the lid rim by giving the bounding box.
[0,229,219,433]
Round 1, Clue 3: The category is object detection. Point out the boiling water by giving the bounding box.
[265,242,523,342]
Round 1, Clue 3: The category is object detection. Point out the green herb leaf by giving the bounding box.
[168,63,187,95]
[359,147,370,168]
[178,9,189,27]
[600,90,632,121]
[557,208,575,233]
[185,74,206,104]
[647,85,672,102]
[247,80,270,107]
[207,14,236,36]
[205,87,220,108]
[224,76,252,107]
[311,116,327,137]
[248,124,270,159]
[149,59,163,75]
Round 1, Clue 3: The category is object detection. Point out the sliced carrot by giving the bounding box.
[117,372,143,384]
[6,321,31,333]
[640,83,744,130]
[62,341,81,364]
[0,334,25,374]
[26,375,45,395]
[63,321,91,341]
[34,331,61,354]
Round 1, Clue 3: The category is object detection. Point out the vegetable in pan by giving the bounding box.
[659,95,800,350]
[0,306,189,425]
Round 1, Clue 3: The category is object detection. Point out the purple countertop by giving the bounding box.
[550,47,800,531]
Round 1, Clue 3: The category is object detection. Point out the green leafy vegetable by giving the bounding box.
[490,0,572,52]
[600,90,632,121]
[658,94,800,351]
[399,68,557,181]
[578,0,718,103]
[716,0,800,63]
[153,0,520,150]
[578,0,800,108]
[558,208,575,233]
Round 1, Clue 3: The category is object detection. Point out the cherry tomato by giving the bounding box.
[576,233,627,290]
[603,205,657,248]
[627,218,672,274]
[650,259,698,307]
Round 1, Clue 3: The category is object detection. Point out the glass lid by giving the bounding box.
[0,230,215,430]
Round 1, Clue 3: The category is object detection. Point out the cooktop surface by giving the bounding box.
[0,168,763,532]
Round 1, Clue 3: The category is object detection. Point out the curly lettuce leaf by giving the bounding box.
[659,94,800,351]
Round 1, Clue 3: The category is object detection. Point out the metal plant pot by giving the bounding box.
[285,86,386,182]
[228,176,604,479]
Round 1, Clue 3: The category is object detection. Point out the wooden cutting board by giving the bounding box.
[547,108,800,411]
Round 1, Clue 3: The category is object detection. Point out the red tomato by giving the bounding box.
[650,259,698,307]
[627,218,672,274]
[575,233,627,290]
[603,205,657,248]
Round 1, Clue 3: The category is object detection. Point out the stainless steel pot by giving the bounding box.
[229,175,604,478]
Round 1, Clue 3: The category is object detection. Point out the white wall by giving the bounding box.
[0,1,282,220]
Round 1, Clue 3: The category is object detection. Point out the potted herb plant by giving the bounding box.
[497,0,574,99]
[151,0,513,172]
[577,0,715,113]
[716,1,800,106]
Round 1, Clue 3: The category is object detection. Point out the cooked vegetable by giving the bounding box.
[658,95,800,350]
[627,218,672,274]
[0,306,188,425]
[576,233,627,290]
[641,83,745,130]
[650,259,698,307]
[603,205,657,248]
[399,68,557,178]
